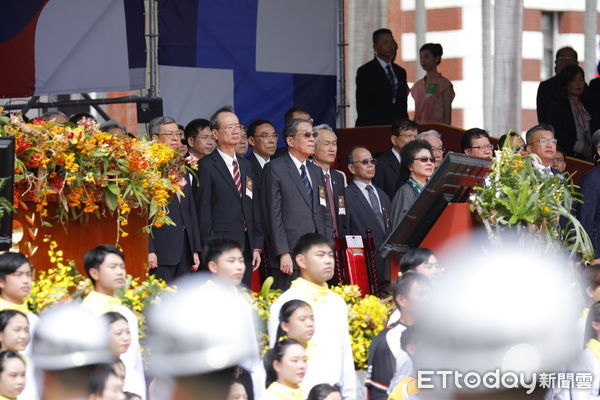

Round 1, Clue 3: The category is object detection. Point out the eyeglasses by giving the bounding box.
[431,146,445,153]
[415,156,436,163]
[469,145,494,151]
[516,145,527,152]
[534,138,558,145]
[256,133,278,139]
[221,124,242,132]
[352,158,377,165]
[158,132,183,139]
[398,133,417,139]
[296,131,319,139]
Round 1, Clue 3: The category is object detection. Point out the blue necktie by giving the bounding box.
[300,164,313,199]
[366,184,385,230]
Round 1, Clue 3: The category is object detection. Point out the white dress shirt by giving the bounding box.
[253,151,270,169]
[376,55,397,86]
[391,148,401,164]
[217,148,239,180]
[289,153,313,188]
[354,180,383,213]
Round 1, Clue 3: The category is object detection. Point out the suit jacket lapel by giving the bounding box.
[211,152,240,197]
[389,151,401,178]
[350,183,379,224]
[285,155,312,208]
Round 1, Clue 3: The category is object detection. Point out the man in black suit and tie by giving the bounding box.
[262,118,333,290]
[196,106,263,287]
[372,118,418,199]
[246,119,278,187]
[536,47,578,124]
[147,116,202,283]
[355,28,409,127]
[345,146,391,285]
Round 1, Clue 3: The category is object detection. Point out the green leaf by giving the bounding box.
[105,190,118,211]
[107,184,120,195]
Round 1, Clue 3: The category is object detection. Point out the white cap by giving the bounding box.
[32,303,113,370]
[147,273,256,377]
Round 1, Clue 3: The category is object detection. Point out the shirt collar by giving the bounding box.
[0,297,29,315]
[288,152,307,170]
[391,148,401,163]
[217,147,237,166]
[376,55,392,69]
[353,180,372,192]
[253,151,269,168]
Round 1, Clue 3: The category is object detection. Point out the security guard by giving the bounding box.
[31,304,114,400]
[147,273,257,400]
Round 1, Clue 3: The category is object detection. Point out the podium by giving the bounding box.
[380,153,491,279]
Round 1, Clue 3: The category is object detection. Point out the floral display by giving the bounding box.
[469,139,594,260]
[0,112,186,239]
[248,278,391,370]
[0,178,13,220]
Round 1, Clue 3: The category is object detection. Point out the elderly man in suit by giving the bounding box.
[196,106,263,287]
[345,146,391,286]
[373,118,418,199]
[147,116,202,283]
[355,28,409,127]
[261,118,333,290]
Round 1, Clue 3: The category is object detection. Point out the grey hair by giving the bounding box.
[100,120,126,133]
[148,116,177,137]
[40,111,67,121]
[314,123,336,142]
[593,129,600,149]
[417,129,441,141]
[284,118,313,138]
[209,105,234,130]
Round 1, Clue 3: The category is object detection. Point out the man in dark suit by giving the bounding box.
[196,106,263,287]
[536,46,578,124]
[261,118,333,290]
[372,118,417,199]
[147,116,202,283]
[355,28,409,127]
[246,119,278,186]
[345,146,391,285]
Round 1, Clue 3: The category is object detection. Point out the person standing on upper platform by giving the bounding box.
[411,43,454,125]
[355,29,409,127]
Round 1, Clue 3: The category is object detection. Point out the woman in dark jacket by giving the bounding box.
[548,64,596,161]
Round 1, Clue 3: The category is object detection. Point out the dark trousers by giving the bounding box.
[242,233,253,288]
[270,266,300,291]
[151,231,193,284]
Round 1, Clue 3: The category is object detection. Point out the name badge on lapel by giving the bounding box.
[338,195,346,215]
[319,186,327,207]
[246,177,253,199]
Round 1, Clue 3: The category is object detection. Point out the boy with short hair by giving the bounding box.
[267,233,356,399]
[82,245,146,400]
[204,238,246,286]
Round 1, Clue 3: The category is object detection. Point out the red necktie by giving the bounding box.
[232,159,242,196]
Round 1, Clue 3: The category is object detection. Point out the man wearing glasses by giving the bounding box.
[373,118,418,199]
[461,128,493,160]
[196,106,263,287]
[246,119,278,186]
[261,118,333,290]
[148,116,202,282]
[525,124,560,174]
[344,146,390,285]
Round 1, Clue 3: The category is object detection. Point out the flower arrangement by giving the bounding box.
[469,140,594,260]
[0,178,13,220]
[27,237,170,339]
[1,113,186,239]
[247,278,391,370]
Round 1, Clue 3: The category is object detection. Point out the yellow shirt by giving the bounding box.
[264,382,304,400]
[82,291,122,314]
[0,297,29,315]
[388,376,419,400]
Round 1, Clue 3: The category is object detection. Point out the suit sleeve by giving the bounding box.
[579,171,599,254]
[536,81,547,124]
[185,183,203,252]
[262,164,290,256]
[389,186,408,229]
[251,167,264,250]
[355,66,371,126]
[196,162,213,246]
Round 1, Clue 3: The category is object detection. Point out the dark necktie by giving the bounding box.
[232,159,242,196]
[324,173,338,237]
[300,164,313,199]
[366,184,385,230]
[386,64,398,103]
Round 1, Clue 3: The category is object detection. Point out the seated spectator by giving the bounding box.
[100,120,128,137]
[0,350,26,400]
[579,130,600,258]
[39,111,68,123]
[184,118,216,161]
[461,128,493,160]
[497,131,527,156]
[262,339,307,399]
[525,124,559,174]
[389,140,435,228]
[307,384,342,400]
[417,130,444,169]
[552,146,567,173]
[69,112,96,125]
[548,64,596,160]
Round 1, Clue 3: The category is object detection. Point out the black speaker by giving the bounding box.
[0,137,15,252]
[136,97,164,123]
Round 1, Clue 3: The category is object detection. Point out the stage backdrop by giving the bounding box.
[157,0,338,144]
[0,0,146,98]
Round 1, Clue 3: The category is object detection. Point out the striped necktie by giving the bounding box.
[232,159,242,196]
